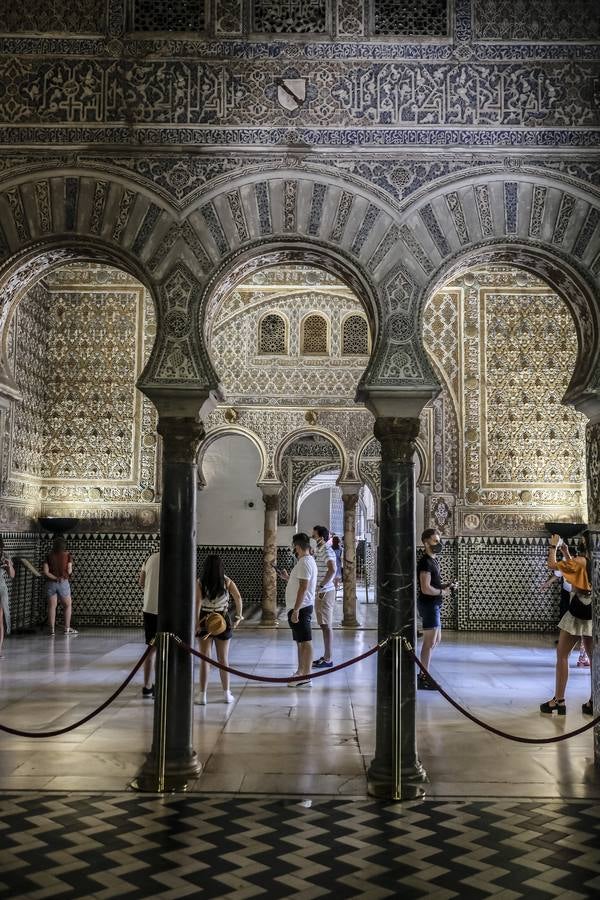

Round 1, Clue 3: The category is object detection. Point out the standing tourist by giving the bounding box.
[540,532,593,716]
[194,554,243,705]
[312,525,337,668]
[331,534,343,594]
[279,533,318,688]
[0,537,15,658]
[417,528,456,690]
[138,550,160,697]
[44,537,77,636]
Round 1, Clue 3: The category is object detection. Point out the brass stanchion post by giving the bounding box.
[391,634,401,800]
[155,631,170,793]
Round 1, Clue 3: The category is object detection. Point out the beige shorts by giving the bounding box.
[315,589,335,627]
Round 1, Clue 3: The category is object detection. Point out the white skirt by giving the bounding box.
[558,611,592,637]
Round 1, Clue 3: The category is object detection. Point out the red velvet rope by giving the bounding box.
[174,635,389,682]
[405,639,600,744]
[0,645,153,738]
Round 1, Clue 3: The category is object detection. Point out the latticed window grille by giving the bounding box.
[342,315,370,355]
[259,314,287,355]
[301,314,328,355]
[130,0,205,32]
[372,0,448,37]
[253,1,327,33]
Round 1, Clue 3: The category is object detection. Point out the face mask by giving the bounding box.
[431,542,443,555]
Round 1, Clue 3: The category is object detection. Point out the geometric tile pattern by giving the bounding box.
[2,793,600,899]
[5,531,563,632]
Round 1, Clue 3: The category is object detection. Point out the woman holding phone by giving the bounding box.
[540,532,593,716]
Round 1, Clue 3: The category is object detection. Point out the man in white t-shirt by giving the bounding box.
[280,532,318,688]
[138,551,160,697]
[312,525,337,668]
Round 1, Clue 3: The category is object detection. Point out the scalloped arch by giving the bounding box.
[274,427,348,483]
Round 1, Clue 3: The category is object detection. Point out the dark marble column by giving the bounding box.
[260,487,280,626]
[136,416,205,791]
[366,416,427,799]
[340,486,360,627]
[585,422,600,766]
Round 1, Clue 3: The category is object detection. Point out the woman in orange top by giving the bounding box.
[540,532,593,716]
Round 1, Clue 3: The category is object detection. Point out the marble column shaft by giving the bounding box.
[367,416,426,799]
[341,490,360,627]
[138,416,205,789]
[261,490,280,626]
[585,422,600,765]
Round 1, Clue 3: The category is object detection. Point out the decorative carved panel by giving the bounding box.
[423,266,587,535]
[130,0,205,32]
[301,314,328,355]
[342,314,369,356]
[253,1,327,33]
[371,0,448,37]
[258,313,287,355]
[2,264,159,528]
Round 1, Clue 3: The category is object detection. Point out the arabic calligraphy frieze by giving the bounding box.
[0,56,598,132]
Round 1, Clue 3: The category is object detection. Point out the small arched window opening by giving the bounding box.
[301,314,328,355]
[342,314,370,355]
[258,313,287,355]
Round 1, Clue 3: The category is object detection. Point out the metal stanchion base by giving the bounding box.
[366,761,428,801]
[131,751,202,793]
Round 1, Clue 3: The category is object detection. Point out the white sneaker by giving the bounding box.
[194,691,207,706]
[64,628,78,635]
[288,676,312,688]
[224,690,234,704]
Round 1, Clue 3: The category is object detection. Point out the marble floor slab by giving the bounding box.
[0,619,598,798]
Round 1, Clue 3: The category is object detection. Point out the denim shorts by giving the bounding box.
[417,598,442,630]
[47,578,71,600]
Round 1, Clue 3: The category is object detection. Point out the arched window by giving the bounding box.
[301,314,328,355]
[342,314,370,355]
[258,313,287,354]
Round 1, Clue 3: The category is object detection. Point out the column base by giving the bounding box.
[341,616,361,627]
[366,758,428,800]
[131,750,202,793]
[259,612,279,627]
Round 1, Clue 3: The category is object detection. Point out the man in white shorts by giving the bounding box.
[312,525,337,668]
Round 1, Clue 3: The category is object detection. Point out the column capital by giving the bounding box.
[339,484,361,508]
[158,417,206,463]
[262,492,280,511]
[259,482,282,501]
[374,417,420,462]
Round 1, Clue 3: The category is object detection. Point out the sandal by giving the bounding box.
[540,697,566,715]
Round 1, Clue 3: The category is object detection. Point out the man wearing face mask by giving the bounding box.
[417,528,456,690]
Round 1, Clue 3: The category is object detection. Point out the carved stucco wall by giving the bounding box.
[211,265,369,405]
[0,264,160,530]
[422,265,587,535]
[0,1,599,516]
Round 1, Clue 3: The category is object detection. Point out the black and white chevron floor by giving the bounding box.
[2,793,600,899]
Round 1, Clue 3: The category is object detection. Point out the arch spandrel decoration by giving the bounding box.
[2,165,600,412]
[388,172,600,408]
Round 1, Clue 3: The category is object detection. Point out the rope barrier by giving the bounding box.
[402,637,600,745]
[0,644,153,738]
[173,634,390,682]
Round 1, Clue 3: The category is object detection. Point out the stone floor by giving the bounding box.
[0,615,597,798]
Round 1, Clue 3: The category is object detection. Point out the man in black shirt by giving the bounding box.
[417,528,456,690]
